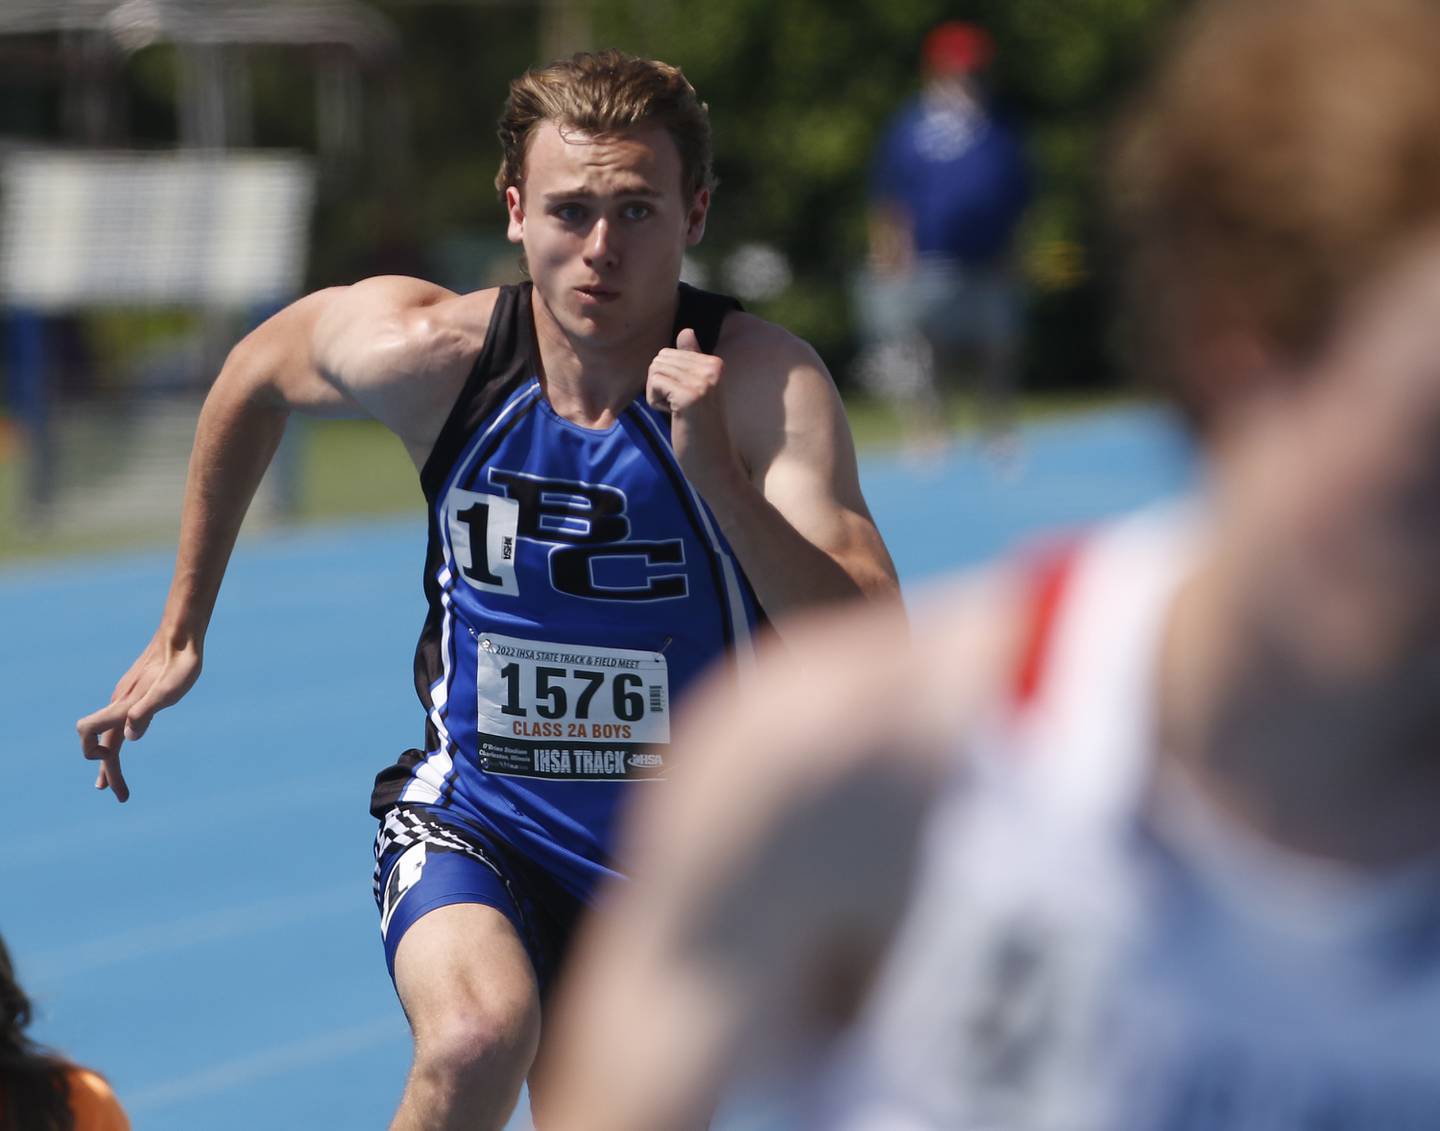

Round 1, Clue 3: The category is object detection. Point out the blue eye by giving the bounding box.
[553,204,585,223]
[622,203,653,221]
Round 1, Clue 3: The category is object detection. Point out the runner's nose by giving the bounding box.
[583,218,618,270]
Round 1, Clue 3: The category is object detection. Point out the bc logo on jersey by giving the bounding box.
[445,468,689,602]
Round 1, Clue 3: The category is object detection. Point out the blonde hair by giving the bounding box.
[1109,0,1440,428]
[496,50,714,202]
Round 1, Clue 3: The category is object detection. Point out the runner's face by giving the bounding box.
[1222,235,1440,678]
[506,122,707,347]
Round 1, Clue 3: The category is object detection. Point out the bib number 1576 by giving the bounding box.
[476,632,670,746]
[498,662,648,724]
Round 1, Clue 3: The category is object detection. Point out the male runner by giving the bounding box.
[75,51,897,1130]
[542,2,1440,1127]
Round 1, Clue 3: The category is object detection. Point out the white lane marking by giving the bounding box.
[123,1016,408,1111]
[3,776,357,872]
[26,886,358,985]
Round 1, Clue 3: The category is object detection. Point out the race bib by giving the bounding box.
[475,632,670,780]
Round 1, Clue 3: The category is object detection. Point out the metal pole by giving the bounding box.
[539,0,592,63]
[6,308,52,523]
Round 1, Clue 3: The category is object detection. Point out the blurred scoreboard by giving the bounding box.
[0,150,314,311]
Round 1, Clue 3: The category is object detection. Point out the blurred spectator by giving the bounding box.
[854,21,1031,456]
[1,935,129,1131]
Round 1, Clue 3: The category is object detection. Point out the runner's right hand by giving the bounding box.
[75,634,203,803]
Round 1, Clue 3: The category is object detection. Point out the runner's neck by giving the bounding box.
[531,287,680,428]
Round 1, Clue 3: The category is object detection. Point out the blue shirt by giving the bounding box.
[870,95,1031,265]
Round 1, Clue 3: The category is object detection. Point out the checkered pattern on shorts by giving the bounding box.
[371,806,505,903]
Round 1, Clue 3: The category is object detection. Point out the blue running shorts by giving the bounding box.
[372,805,585,996]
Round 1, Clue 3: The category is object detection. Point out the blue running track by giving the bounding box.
[3,406,1194,1129]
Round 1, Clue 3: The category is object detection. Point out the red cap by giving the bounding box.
[922,21,994,76]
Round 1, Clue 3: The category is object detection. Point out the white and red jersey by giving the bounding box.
[812,504,1440,1131]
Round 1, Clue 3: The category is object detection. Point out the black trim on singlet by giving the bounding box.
[673,281,741,353]
[624,282,747,647]
[670,283,764,636]
[419,285,540,502]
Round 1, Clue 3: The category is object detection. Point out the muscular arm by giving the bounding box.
[538,577,1020,1129]
[156,291,358,649]
[650,315,899,619]
[730,320,899,607]
[75,277,493,799]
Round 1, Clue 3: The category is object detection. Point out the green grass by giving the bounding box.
[298,418,423,520]
[0,417,422,565]
[0,482,180,565]
[842,390,1129,450]
[0,392,1128,565]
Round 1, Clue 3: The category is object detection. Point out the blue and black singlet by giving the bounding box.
[370,282,763,898]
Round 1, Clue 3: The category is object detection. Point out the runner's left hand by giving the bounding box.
[646,328,745,499]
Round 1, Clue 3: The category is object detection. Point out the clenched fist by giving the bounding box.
[646,328,745,500]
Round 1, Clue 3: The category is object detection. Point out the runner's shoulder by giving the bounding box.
[712,312,839,451]
[715,310,826,380]
[314,279,501,388]
[326,276,500,347]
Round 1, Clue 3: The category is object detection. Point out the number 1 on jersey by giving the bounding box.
[446,489,521,596]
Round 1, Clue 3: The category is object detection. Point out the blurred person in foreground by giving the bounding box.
[2,936,129,1131]
[74,50,897,1131]
[541,1,1440,1127]
[854,20,1031,459]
